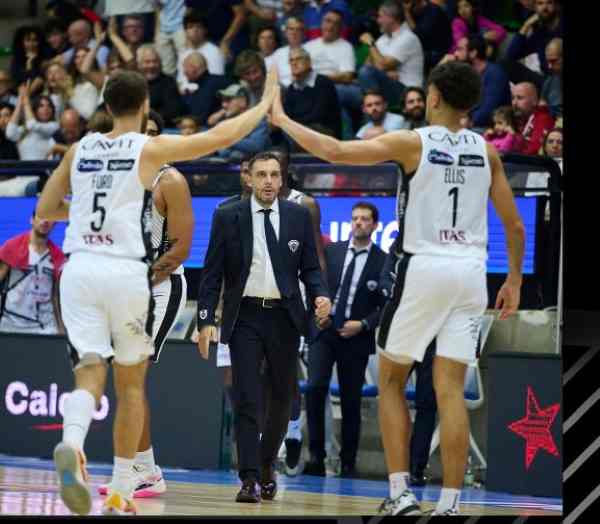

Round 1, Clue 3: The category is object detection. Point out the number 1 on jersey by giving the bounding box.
[448,187,458,228]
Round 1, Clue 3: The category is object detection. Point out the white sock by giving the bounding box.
[285,418,302,441]
[62,389,95,451]
[389,472,410,499]
[112,456,136,498]
[135,447,156,470]
[436,487,461,513]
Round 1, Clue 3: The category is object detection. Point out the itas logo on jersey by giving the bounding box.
[428,149,454,166]
[108,159,135,171]
[459,154,485,167]
[439,229,467,243]
[78,159,103,172]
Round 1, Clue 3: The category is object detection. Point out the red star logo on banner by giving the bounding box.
[508,386,560,470]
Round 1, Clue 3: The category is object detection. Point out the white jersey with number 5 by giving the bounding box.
[399,126,491,260]
[64,132,153,261]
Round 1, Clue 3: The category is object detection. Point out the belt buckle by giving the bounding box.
[262,298,273,309]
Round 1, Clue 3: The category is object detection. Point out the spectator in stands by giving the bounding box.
[273,16,306,87]
[185,0,249,63]
[214,84,271,160]
[0,70,18,106]
[400,86,427,129]
[180,52,230,126]
[177,11,226,95]
[244,0,283,41]
[66,48,100,120]
[0,103,20,160]
[47,108,85,159]
[511,81,554,156]
[137,44,185,127]
[402,0,453,74]
[304,0,353,41]
[256,26,280,71]
[44,18,69,59]
[283,47,342,146]
[0,214,66,334]
[155,0,186,77]
[42,62,69,118]
[10,25,50,95]
[63,19,110,71]
[5,83,59,162]
[176,115,201,136]
[277,0,305,42]
[483,106,523,153]
[234,50,266,108]
[120,15,147,57]
[504,0,562,85]
[541,126,562,164]
[86,109,113,134]
[358,1,424,107]
[356,90,407,139]
[450,0,507,57]
[45,0,88,27]
[540,37,562,119]
[305,9,360,137]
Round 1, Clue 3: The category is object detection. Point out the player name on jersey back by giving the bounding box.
[63,132,153,261]
[398,126,491,260]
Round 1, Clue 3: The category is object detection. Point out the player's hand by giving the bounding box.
[196,325,217,359]
[495,276,521,320]
[269,86,286,127]
[338,320,363,338]
[314,296,332,320]
[261,65,279,107]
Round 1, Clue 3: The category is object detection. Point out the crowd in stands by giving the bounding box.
[0,0,563,195]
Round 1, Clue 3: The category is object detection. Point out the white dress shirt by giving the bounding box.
[242,196,282,299]
[332,240,372,319]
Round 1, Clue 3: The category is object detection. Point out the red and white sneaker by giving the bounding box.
[53,442,92,515]
[101,491,137,515]
[98,465,166,498]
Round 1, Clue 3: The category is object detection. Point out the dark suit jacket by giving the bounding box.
[197,198,329,343]
[148,73,185,127]
[323,240,387,355]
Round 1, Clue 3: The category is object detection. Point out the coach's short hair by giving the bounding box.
[248,151,282,173]
[352,201,379,224]
[427,62,481,112]
[104,70,148,117]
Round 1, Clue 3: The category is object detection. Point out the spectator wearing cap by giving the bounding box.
[137,44,185,127]
[356,90,408,140]
[282,47,342,146]
[511,81,554,156]
[209,84,271,160]
[177,10,226,95]
[234,50,266,108]
[155,0,187,77]
[180,51,230,127]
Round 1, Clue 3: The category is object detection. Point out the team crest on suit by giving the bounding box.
[288,240,300,253]
[199,309,208,320]
[367,280,378,291]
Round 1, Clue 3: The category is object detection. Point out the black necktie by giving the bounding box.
[260,208,290,297]
[333,248,367,329]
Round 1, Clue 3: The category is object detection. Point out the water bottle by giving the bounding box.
[464,456,474,487]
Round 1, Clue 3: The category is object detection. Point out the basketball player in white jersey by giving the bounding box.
[36,68,279,516]
[270,62,525,516]
[98,110,193,499]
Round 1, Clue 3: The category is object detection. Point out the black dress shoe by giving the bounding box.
[236,479,261,503]
[339,464,358,478]
[260,479,277,500]
[409,473,427,487]
[303,460,326,476]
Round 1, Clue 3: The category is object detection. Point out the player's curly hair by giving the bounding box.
[427,62,481,112]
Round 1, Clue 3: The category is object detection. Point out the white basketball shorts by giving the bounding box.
[151,273,187,362]
[376,254,487,364]
[60,252,154,367]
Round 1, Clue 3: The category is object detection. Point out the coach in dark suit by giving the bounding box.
[304,202,386,478]
[196,152,331,503]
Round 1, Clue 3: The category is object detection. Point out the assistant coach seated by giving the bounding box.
[196,151,331,503]
[304,202,386,478]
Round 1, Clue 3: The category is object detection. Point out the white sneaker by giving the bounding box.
[377,490,421,516]
[98,465,166,498]
[53,442,92,515]
[101,491,137,515]
[430,507,460,516]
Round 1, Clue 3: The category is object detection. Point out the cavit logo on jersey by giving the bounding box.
[428,149,454,166]
[108,159,135,171]
[78,159,103,172]
[459,154,485,167]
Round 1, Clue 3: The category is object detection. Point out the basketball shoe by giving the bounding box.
[377,489,421,516]
[98,465,166,498]
[53,442,92,515]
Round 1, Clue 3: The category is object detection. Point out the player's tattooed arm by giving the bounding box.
[151,238,182,285]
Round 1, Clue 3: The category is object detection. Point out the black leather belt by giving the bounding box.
[242,297,284,309]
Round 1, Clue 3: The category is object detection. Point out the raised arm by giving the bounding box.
[272,87,421,168]
[36,145,75,221]
[151,168,195,285]
[80,26,107,90]
[487,142,525,320]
